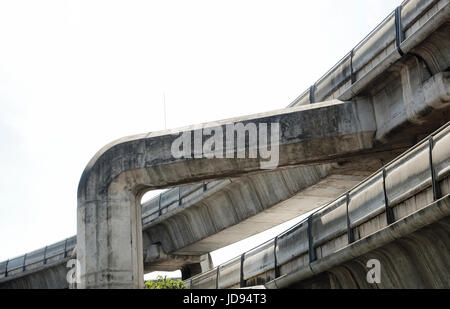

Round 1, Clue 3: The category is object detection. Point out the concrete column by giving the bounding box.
[181,264,202,280]
[77,186,144,288]
[181,254,213,280]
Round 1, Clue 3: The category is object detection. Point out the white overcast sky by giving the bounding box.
[0,0,401,278]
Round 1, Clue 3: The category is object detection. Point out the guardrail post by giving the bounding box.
[64,238,68,258]
[22,254,27,272]
[240,253,246,288]
[350,50,356,84]
[216,266,220,289]
[309,85,316,104]
[43,246,48,265]
[307,216,316,263]
[429,137,441,201]
[346,193,355,244]
[203,182,207,192]
[274,236,280,278]
[382,169,395,225]
[178,186,182,206]
[5,259,9,277]
[158,193,162,216]
[395,5,405,56]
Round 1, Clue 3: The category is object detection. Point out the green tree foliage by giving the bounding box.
[144,275,186,289]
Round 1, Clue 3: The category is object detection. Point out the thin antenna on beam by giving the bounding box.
[163,92,167,129]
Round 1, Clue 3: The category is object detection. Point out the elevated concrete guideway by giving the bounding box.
[78,0,450,287]
[1,0,449,289]
[77,98,385,288]
[77,68,449,289]
[185,122,450,289]
[143,0,450,271]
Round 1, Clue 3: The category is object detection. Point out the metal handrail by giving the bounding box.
[187,120,450,287]
[1,236,77,277]
[142,182,215,220]
[2,0,444,280]
[288,0,439,107]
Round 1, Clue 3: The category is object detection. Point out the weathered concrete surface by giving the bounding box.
[79,15,450,287]
[180,254,214,280]
[142,0,450,260]
[77,99,380,288]
[78,67,449,288]
[290,0,450,106]
[0,237,76,289]
[291,221,450,288]
[141,155,396,272]
[0,259,72,289]
[143,244,213,279]
[145,170,372,258]
[2,0,449,289]
[274,196,450,289]
[143,12,450,268]
[140,69,450,272]
[143,1,450,270]
[185,122,450,289]
[266,124,450,289]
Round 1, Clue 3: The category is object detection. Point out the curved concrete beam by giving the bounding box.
[77,99,376,288]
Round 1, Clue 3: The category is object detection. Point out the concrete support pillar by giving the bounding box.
[181,264,202,280]
[181,254,214,280]
[77,186,144,288]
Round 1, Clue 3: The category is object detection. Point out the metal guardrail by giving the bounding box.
[186,121,450,289]
[1,0,446,281]
[143,0,446,226]
[0,180,227,279]
[141,179,228,225]
[288,0,443,107]
[0,236,76,279]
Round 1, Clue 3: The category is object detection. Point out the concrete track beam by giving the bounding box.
[77,100,377,288]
